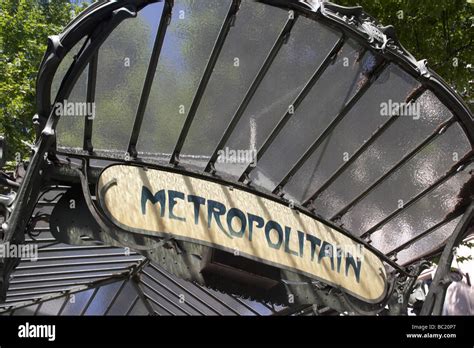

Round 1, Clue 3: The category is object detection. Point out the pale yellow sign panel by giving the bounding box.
[98,165,387,302]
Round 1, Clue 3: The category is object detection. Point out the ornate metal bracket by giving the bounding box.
[387,260,431,315]
[421,203,474,315]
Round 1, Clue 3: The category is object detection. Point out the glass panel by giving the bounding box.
[60,289,95,315]
[142,265,218,315]
[56,66,87,148]
[178,2,290,168]
[395,217,460,265]
[36,297,66,315]
[213,17,342,178]
[249,43,374,192]
[137,0,233,160]
[106,280,140,315]
[12,303,39,316]
[341,119,471,235]
[92,2,165,151]
[149,302,173,316]
[370,162,473,254]
[139,282,180,315]
[84,281,123,315]
[51,36,87,102]
[239,298,274,315]
[284,64,420,210]
[128,296,149,315]
[191,286,257,315]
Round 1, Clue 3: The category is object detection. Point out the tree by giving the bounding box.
[0,0,87,165]
[339,0,473,106]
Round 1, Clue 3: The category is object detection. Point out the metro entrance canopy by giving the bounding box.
[0,0,472,316]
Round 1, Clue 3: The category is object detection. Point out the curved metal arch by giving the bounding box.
[0,0,469,315]
[35,0,162,130]
[28,0,471,262]
[36,0,473,143]
[23,0,471,280]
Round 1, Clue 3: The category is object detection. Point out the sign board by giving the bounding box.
[97,165,387,302]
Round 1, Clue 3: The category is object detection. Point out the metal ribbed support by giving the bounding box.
[170,0,241,165]
[331,117,457,221]
[238,35,347,182]
[271,58,388,193]
[128,0,174,158]
[205,12,298,173]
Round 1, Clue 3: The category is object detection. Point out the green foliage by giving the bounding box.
[456,240,474,263]
[338,0,473,102]
[0,0,86,164]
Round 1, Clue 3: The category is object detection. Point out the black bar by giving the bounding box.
[238,36,346,182]
[331,118,457,221]
[204,12,298,173]
[170,0,241,165]
[127,0,173,158]
[0,316,473,343]
[83,53,98,152]
[272,59,388,193]
[360,156,473,238]
[387,211,464,257]
[303,87,427,206]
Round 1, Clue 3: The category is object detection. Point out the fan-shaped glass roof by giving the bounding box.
[3,0,472,315]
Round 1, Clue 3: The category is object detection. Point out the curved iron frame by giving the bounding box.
[1,0,472,315]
